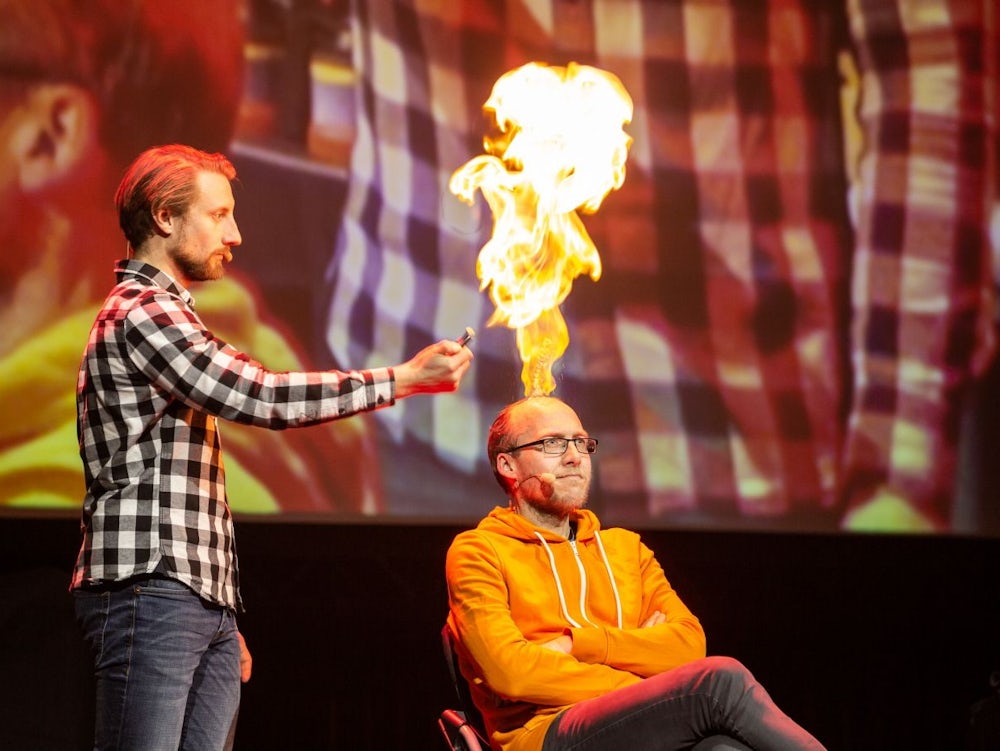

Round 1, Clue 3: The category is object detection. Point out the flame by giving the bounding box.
[450,61,633,396]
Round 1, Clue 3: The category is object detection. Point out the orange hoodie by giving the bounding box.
[446,506,707,751]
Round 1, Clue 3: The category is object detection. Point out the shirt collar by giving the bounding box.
[114,258,196,308]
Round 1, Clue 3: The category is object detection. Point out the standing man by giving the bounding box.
[71,144,473,751]
[446,396,825,751]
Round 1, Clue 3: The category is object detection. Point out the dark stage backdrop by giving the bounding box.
[1,1,997,536]
[1,515,998,750]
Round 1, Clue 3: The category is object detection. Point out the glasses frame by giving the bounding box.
[506,436,598,455]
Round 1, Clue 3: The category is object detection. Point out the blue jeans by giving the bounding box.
[73,576,241,751]
[542,656,825,751]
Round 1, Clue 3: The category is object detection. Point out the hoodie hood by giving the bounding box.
[478,505,603,542]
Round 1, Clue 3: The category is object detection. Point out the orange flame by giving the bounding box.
[450,61,633,396]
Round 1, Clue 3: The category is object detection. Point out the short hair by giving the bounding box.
[116,144,237,251]
[0,0,244,166]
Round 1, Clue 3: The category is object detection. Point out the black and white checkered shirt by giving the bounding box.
[72,260,394,608]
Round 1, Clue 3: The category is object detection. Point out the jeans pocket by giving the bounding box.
[134,576,193,599]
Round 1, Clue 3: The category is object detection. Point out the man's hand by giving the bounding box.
[393,340,474,398]
[540,634,573,653]
[237,630,253,683]
[640,610,666,628]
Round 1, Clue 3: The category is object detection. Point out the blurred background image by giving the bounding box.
[1,0,997,537]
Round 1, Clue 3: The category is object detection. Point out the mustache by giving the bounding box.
[518,473,556,487]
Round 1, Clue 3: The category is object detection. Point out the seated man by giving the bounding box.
[446,396,826,751]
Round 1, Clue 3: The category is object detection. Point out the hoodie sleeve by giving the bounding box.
[569,535,707,677]
[446,529,642,707]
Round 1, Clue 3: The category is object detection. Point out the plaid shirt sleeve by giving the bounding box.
[125,278,393,428]
[74,261,394,608]
[326,0,858,526]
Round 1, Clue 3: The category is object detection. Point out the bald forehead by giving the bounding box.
[508,397,582,435]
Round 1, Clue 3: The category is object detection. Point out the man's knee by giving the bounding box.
[698,655,756,691]
[702,655,749,674]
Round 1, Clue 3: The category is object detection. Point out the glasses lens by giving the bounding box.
[541,438,566,454]
[526,437,598,454]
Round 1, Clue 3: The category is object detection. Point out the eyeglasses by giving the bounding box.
[507,437,598,455]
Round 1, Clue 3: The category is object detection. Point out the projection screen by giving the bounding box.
[1,0,997,536]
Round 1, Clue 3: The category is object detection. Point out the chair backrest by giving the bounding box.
[438,622,489,751]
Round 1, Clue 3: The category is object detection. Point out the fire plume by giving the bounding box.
[450,61,633,396]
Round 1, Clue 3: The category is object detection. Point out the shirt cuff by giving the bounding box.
[368,366,395,408]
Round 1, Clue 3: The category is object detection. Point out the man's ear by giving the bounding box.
[496,452,517,481]
[12,83,100,193]
[152,207,174,236]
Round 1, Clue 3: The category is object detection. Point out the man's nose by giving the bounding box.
[225,218,242,246]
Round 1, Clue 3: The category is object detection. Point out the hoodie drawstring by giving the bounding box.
[535,532,585,628]
[534,530,623,630]
[593,530,623,628]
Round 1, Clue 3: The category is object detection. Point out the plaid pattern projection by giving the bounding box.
[325,0,995,527]
[841,0,997,526]
[73,262,394,608]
